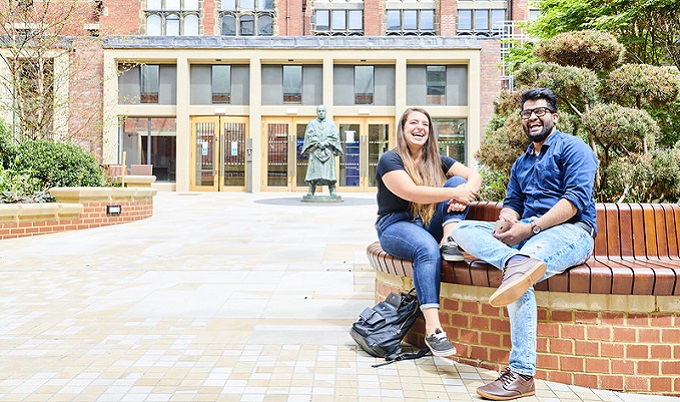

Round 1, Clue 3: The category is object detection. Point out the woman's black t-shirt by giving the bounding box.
[375,149,456,216]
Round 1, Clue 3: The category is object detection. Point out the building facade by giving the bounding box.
[2,0,538,193]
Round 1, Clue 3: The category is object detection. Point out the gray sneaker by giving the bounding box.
[424,328,457,357]
[441,236,465,262]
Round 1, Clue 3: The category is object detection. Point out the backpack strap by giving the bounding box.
[371,347,431,368]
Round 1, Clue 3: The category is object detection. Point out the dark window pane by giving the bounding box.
[315,10,329,30]
[141,65,160,103]
[166,14,180,35]
[348,10,362,30]
[420,10,434,30]
[212,65,231,104]
[475,10,489,31]
[222,14,237,35]
[147,14,162,35]
[386,10,400,31]
[491,9,506,32]
[258,14,273,35]
[458,10,472,30]
[283,65,302,103]
[184,14,199,35]
[240,15,255,35]
[332,10,346,31]
[222,0,236,10]
[258,0,274,10]
[403,10,417,30]
[354,65,374,104]
[426,65,446,105]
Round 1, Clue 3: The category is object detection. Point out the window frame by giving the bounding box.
[313,9,364,36]
[144,0,201,36]
[385,8,435,35]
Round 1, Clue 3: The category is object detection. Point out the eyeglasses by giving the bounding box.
[519,107,553,119]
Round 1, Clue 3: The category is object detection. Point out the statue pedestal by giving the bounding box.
[302,195,343,203]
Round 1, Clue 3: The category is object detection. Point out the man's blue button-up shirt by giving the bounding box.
[503,130,599,236]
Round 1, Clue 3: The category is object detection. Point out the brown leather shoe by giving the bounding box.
[489,256,546,308]
[477,367,535,400]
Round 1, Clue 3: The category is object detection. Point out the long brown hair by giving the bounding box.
[394,107,446,225]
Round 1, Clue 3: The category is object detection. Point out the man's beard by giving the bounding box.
[523,122,553,143]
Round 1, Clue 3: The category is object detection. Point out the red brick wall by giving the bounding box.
[439,0,457,36]
[203,0,217,35]
[69,38,105,161]
[479,40,501,136]
[278,0,306,35]
[376,280,680,397]
[364,0,382,36]
[101,0,142,35]
[0,199,153,240]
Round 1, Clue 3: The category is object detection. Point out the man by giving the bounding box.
[301,105,343,197]
[452,88,598,400]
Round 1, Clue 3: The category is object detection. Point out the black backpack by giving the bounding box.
[350,289,430,367]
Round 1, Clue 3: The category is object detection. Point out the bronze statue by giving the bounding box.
[301,105,343,199]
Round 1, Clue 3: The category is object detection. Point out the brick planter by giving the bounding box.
[0,187,156,240]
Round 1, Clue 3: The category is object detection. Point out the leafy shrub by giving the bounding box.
[0,127,107,203]
[0,165,52,203]
[535,30,624,72]
[10,139,107,189]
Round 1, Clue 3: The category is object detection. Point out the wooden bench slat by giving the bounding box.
[630,204,648,259]
[594,203,608,256]
[592,256,635,294]
[652,204,670,258]
[604,203,621,259]
[584,259,613,294]
[663,204,679,259]
[617,203,635,258]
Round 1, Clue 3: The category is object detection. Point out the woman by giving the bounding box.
[375,107,482,356]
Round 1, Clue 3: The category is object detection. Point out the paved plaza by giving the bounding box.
[0,192,677,401]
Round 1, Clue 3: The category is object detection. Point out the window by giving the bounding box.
[354,66,374,105]
[434,118,467,165]
[190,64,249,105]
[406,64,467,106]
[119,64,177,105]
[141,65,160,104]
[282,65,302,104]
[457,8,506,35]
[313,10,363,35]
[120,117,177,182]
[212,65,231,104]
[145,0,201,36]
[426,66,446,105]
[219,0,275,36]
[386,9,434,35]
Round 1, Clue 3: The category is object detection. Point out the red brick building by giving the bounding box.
[1,0,538,192]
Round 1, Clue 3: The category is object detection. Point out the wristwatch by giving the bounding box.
[531,222,542,235]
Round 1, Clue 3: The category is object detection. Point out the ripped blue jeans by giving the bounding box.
[452,219,594,376]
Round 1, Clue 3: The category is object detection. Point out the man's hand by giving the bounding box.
[493,222,532,246]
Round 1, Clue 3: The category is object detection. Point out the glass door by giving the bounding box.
[263,117,313,191]
[190,116,248,191]
[336,118,391,191]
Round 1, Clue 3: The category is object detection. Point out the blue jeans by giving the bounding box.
[375,176,469,310]
[451,219,594,376]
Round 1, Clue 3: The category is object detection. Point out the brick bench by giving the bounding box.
[367,202,680,396]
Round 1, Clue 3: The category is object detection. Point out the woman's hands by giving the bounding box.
[447,184,477,212]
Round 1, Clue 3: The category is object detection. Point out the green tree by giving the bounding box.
[479,30,680,203]
[529,0,680,69]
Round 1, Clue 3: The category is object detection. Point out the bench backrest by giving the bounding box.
[467,202,680,260]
